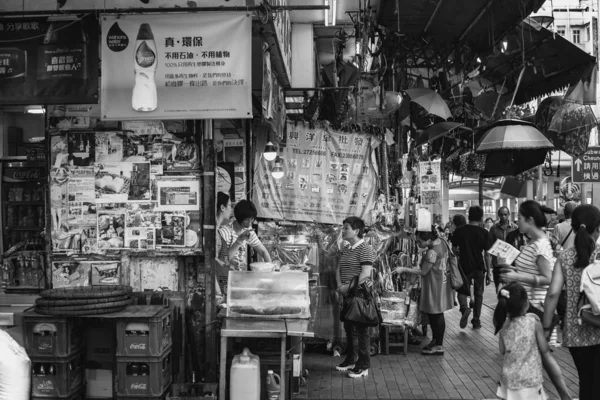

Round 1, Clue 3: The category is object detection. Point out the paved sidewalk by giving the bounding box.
[296,289,580,400]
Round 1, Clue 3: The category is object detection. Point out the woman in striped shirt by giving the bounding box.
[499,200,556,315]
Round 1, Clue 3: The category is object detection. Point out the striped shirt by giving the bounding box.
[513,238,555,308]
[339,239,376,284]
[217,224,262,271]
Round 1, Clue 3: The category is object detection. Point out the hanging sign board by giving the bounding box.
[0,16,99,105]
[253,123,378,225]
[419,161,441,205]
[572,146,600,182]
[101,13,252,120]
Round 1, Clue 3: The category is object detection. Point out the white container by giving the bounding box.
[249,262,275,272]
[230,347,260,400]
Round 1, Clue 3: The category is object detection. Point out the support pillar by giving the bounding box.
[442,179,449,224]
[202,119,217,381]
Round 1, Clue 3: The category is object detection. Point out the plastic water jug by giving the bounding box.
[230,348,260,400]
[266,370,281,400]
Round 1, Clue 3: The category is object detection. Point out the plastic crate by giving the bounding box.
[23,313,84,358]
[116,307,172,357]
[116,387,170,399]
[30,351,85,398]
[32,386,85,400]
[116,347,172,397]
[167,383,217,400]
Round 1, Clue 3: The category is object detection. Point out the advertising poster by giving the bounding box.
[125,202,160,249]
[163,140,200,172]
[51,261,90,288]
[124,132,164,175]
[66,167,96,226]
[158,212,186,246]
[97,203,126,249]
[91,261,120,285]
[95,162,149,202]
[95,132,124,162]
[0,16,99,105]
[253,123,378,225]
[156,178,200,211]
[68,132,95,166]
[419,161,441,206]
[101,13,252,120]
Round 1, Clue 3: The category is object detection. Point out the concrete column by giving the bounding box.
[291,24,315,88]
[441,179,449,223]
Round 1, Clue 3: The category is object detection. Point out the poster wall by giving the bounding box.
[0,16,99,105]
[253,123,378,225]
[101,13,252,120]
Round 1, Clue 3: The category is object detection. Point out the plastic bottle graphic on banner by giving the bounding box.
[132,23,158,112]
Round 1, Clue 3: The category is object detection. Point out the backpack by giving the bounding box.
[577,261,600,327]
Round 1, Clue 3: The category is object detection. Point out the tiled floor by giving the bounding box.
[296,289,580,400]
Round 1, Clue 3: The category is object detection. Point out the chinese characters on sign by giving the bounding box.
[253,123,378,225]
[419,161,441,206]
[572,147,600,182]
[101,13,252,120]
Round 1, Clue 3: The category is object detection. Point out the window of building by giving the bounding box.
[587,26,591,41]
[573,29,581,43]
[557,26,565,36]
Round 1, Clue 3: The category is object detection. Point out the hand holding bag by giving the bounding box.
[340,276,381,327]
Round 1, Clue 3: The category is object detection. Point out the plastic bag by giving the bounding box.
[0,329,31,400]
[380,291,407,326]
[404,299,420,329]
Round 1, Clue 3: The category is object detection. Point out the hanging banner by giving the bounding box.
[0,16,99,105]
[419,161,441,206]
[253,123,378,225]
[101,13,252,120]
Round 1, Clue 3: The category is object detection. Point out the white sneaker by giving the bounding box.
[348,368,368,378]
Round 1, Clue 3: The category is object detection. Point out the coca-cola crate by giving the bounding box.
[24,312,84,358]
[30,351,85,397]
[116,348,172,397]
[32,387,85,400]
[116,307,172,357]
[167,383,217,400]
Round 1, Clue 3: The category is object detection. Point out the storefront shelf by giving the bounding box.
[6,201,45,205]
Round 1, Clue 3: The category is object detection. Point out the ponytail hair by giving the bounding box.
[572,204,600,269]
[519,200,556,228]
[493,282,528,335]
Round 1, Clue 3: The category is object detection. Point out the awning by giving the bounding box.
[377,0,546,63]
[479,18,597,105]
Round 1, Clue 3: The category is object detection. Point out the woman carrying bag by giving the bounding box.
[393,226,454,355]
[334,217,376,379]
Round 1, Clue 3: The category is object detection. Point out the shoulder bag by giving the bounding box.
[340,276,381,327]
[577,260,600,328]
[441,239,469,296]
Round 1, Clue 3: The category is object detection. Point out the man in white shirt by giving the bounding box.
[553,202,577,251]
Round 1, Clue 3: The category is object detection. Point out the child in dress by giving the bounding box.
[494,282,571,400]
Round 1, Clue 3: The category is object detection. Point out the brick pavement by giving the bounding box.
[296,288,580,400]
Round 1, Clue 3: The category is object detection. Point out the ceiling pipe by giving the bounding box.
[423,0,446,33]
[458,0,496,41]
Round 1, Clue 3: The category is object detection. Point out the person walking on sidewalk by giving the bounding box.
[488,207,518,293]
[553,201,577,252]
[543,204,600,400]
[393,226,454,355]
[451,206,493,329]
[494,282,572,400]
[499,201,556,318]
[334,217,376,379]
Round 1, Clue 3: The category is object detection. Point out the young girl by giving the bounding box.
[494,282,571,400]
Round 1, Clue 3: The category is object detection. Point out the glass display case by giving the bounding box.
[227,271,310,319]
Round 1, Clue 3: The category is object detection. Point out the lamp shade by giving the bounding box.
[271,157,284,179]
[263,141,277,161]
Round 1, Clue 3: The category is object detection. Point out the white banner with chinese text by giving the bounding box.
[253,123,379,225]
[101,13,251,120]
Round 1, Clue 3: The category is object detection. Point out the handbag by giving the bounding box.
[441,239,469,296]
[340,276,381,327]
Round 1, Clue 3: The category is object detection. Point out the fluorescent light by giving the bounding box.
[332,0,337,26]
[324,0,329,27]
[24,105,45,114]
[502,39,508,52]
